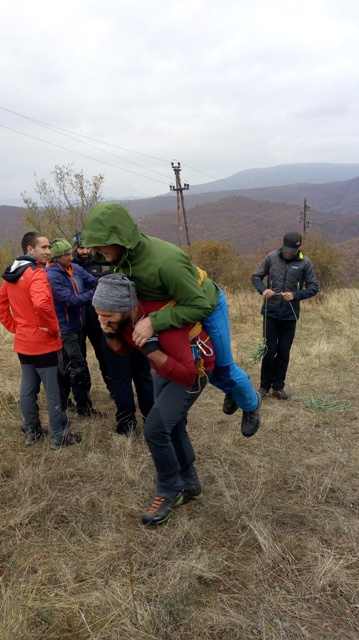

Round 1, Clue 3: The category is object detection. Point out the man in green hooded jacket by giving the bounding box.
[82,202,261,437]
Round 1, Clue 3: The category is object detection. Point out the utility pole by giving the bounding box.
[170,161,190,247]
[299,197,311,235]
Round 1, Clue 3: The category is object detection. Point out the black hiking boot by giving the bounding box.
[223,393,238,415]
[241,391,261,437]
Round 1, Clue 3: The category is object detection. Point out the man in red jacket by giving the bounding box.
[0,232,81,450]
[92,273,216,526]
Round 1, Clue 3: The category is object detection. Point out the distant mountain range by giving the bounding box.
[188,162,359,193]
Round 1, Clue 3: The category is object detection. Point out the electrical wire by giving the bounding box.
[0,124,170,187]
[0,105,237,188]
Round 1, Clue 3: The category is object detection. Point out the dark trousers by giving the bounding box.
[143,372,207,497]
[260,317,296,391]
[81,307,112,392]
[103,342,154,430]
[60,331,93,413]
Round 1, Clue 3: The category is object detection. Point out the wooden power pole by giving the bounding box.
[170,161,190,247]
[299,197,311,235]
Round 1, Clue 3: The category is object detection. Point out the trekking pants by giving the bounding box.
[202,287,258,411]
[18,351,70,443]
[143,372,207,497]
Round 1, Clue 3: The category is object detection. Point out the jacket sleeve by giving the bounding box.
[48,271,94,309]
[293,258,319,301]
[252,255,270,294]
[0,282,17,333]
[29,270,60,334]
[81,268,97,291]
[148,257,214,332]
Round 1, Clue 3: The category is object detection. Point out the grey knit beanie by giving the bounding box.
[92,274,138,312]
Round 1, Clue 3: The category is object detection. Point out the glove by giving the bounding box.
[141,333,159,355]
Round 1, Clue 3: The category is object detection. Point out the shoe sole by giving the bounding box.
[182,491,204,504]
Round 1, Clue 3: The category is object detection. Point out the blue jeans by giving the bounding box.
[202,288,258,412]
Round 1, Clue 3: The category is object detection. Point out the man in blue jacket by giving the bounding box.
[252,232,319,399]
[46,237,103,417]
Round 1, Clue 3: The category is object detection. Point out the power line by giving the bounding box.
[0,106,227,183]
[0,105,245,192]
[0,124,170,187]
[0,108,171,180]
[0,106,170,164]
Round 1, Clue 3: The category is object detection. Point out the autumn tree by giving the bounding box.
[301,231,342,290]
[21,164,105,241]
[187,239,251,290]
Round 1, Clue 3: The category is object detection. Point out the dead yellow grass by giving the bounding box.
[1,289,359,639]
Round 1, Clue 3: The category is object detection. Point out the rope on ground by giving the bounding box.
[299,393,351,413]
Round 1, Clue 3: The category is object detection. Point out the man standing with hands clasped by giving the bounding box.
[252,232,319,400]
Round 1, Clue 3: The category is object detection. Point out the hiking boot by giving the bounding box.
[25,429,46,446]
[223,393,238,415]
[272,389,290,400]
[141,492,184,526]
[241,391,261,438]
[258,387,270,399]
[77,408,107,418]
[114,419,137,436]
[182,488,204,504]
[65,398,76,412]
[50,432,82,451]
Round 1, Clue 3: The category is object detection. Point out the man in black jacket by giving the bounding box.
[72,232,111,392]
[252,232,319,399]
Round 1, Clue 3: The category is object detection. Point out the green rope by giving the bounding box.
[300,393,351,413]
[246,296,268,366]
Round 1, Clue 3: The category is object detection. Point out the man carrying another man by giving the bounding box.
[92,273,216,525]
[82,202,261,438]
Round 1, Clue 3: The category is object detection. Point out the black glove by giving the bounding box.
[141,333,159,355]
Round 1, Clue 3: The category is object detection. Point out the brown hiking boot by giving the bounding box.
[272,389,290,400]
[258,387,270,399]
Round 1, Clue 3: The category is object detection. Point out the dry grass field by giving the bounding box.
[0,289,358,640]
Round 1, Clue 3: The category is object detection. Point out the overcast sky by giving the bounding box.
[1,0,359,204]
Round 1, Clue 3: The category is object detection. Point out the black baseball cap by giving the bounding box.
[282,232,302,254]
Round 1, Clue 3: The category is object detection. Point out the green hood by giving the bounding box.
[82,203,141,254]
